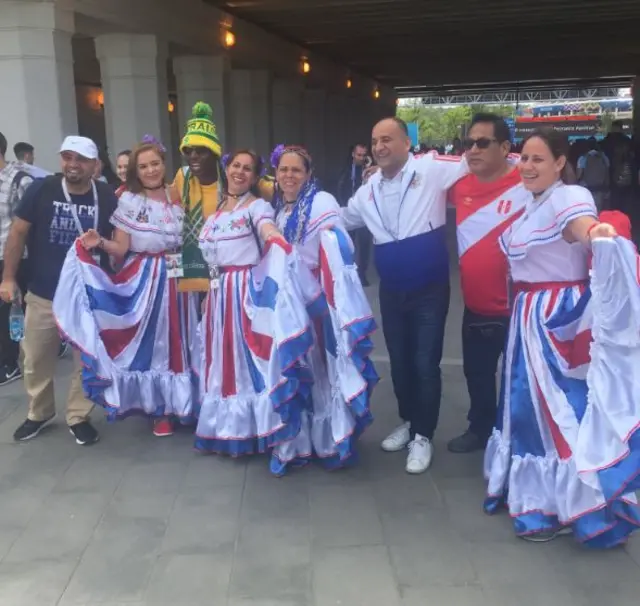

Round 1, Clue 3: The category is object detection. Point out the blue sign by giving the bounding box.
[407,122,419,147]
[505,118,516,142]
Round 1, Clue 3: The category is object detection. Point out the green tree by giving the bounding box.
[397,103,516,146]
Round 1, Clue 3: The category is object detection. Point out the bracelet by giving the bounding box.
[98,237,106,250]
[586,222,601,241]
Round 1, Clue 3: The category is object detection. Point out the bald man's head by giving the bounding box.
[371,117,412,178]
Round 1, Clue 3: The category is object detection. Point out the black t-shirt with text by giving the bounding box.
[15,176,117,300]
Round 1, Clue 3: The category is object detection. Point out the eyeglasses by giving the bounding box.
[462,137,498,150]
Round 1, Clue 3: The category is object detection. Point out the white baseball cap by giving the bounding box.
[59,136,99,160]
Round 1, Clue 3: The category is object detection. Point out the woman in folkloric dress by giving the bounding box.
[54,136,200,437]
[484,127,640,547]
[194,149,314,467]
[268,144,378,475]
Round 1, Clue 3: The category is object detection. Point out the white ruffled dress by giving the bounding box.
[53,191,201,422]
[271,191,378,475]
[194,198,314,461]
[484,182,640,547]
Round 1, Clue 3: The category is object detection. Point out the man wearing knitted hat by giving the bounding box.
[173,102,223,292]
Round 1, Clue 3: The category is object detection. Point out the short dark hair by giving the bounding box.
[13,142,34,160]
[0,132,6,158]
[470,113,511,143]
[376,116,409,136]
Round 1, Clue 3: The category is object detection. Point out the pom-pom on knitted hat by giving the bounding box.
[180,102,222,158]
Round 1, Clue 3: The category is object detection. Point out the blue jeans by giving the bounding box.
[379,281,450,439]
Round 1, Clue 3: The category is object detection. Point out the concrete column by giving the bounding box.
[272,78,303,145]
[326,93,351,183]
[95,34,171,168]
[229,69,272,157]
[173,55,230,152]
[302,89,327,183]
[0,0,77,171]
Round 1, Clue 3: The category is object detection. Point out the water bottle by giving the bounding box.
[9,300,24,342]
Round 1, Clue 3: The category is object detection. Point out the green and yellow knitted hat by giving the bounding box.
[180,102,222,157]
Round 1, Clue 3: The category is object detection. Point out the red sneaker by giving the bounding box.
[153,418,174,437]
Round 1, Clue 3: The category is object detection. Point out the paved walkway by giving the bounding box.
[1,224,639,605]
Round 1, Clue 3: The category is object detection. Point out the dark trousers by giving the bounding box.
[0,259,30,368]
[379,281,450,440]
[462,307,509,440]
[353,228,372,279]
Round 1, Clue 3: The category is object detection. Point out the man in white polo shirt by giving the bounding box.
[341,117,468,474]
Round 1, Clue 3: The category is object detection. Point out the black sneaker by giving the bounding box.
[0,364,22,386]
[13,416,56,441]
[69,421,99,445]
[447,430,487,454]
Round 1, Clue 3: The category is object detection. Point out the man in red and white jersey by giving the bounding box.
[447,113,528,454]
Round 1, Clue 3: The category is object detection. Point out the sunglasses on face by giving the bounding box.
[462,137,498,150]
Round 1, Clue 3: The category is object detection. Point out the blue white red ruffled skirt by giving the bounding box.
[53,242,200,422]
[270,227,378,475]
[194,240,314,461]
[484,238,640,547]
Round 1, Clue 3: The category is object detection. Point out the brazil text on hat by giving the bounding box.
[180,102,222,157]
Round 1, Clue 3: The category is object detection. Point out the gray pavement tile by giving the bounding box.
[626,536,640,566]
[145,553,233,603]
[59,514,166,604]
[3,492,104,564]
[51,450,129,497]
[313,545,401,606]
[464,541,567,587]
[371,471,444,512]
[0,524,23,561]
[240,475,310,525]
[572,582,640,606]
[114,460,188,496]
[229,542,311,602]
[546,539,640,587]
[388,538,478,588]
[401,586,487,606]
[484,586,576,606]
[161,485,242,555]
[107,489,177,520]
[0,557,77,606]
[309,483,384,548]
[438,486,516,543]
[183,454,249,489]
[0,483,54,528]
[228,600,309,606]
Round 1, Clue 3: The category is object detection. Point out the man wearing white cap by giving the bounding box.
[0,136,118,445]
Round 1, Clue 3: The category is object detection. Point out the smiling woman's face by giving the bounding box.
[518,136,565,194]
[276,152,309,201]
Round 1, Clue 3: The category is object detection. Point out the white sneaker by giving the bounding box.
[381,422,411,452]
[405,434,433,474]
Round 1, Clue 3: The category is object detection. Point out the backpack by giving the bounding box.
[582,153,608,189]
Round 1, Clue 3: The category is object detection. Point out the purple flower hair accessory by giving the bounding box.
[141,134,166,153]
[220,153,230,171]
[270,144,286,169]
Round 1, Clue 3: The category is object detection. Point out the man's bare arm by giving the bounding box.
[3,218,31,280]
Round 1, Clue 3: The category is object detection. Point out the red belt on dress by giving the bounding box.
[219,264,255,273]
[512,279,588,295]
